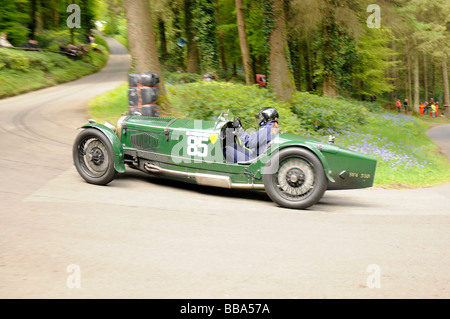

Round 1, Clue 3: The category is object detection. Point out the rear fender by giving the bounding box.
[80,123,126,173]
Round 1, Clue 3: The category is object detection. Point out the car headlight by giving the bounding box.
[116,115,127,139]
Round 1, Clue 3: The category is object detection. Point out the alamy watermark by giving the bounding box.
[66,264,81,288]
[67,4,81,29]
[366,264,381,288]
[367,4,381,29]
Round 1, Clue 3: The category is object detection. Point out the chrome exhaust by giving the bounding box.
[143,162,264,190]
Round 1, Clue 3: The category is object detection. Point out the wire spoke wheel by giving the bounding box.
[276,159,315,199]
[263,148,327,209]
[80,138,110,177]
[73,128,117,185]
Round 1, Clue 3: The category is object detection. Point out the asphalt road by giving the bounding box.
[1,38,449,299]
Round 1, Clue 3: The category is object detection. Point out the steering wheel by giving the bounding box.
[232,117,242,129]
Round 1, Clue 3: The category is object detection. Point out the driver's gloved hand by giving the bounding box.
[232,118,242,128]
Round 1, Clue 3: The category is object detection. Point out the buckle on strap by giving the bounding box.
[164,118,177,141]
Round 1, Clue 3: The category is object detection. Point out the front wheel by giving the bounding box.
[263,148,327,209]
[73,128,117,185]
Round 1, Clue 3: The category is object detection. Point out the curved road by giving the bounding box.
[1,38,449,299]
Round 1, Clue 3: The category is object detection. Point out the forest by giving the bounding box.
[1,0,450,115]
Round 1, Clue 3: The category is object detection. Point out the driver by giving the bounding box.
[226,107,279,163]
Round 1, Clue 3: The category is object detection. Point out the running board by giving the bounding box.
[143,162,265,190]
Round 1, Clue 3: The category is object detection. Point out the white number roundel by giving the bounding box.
[186,135,209,157]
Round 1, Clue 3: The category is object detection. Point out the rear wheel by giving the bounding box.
[73,128,117,185]
[263,148,327,209]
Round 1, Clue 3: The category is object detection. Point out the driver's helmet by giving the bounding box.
[255,107,279,126]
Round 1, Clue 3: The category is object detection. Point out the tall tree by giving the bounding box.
[413,44,420,113]
[194,0,220,75]
[265,0,295,101]
[29,0,38,39]
[124,0,166,97]
[157,17,168,62]
[170,0,185,70]
[442,54,450,114]
[236,0,254,85]
[423,55,429,102]
[184,0,199,73]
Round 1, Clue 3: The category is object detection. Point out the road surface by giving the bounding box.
[0,38,449,299]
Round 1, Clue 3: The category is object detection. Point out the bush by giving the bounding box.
[0,50,30,71]
[168,81,302,133]
[291,92,369,133]
[0,40,108,98]
[163,72,204,85]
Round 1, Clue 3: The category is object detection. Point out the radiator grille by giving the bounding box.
[131,133,159,150]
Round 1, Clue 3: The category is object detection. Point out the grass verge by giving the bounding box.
[0,40,108,99]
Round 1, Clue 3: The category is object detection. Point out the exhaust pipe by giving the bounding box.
[143,162,264,190]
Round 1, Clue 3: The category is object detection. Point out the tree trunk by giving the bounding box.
[391,38,398,102]
[268,0,296,101]
[170,2,184,70]
[303,40,313,92]
[413,51,420,114]
[187,41,199,74]
[124,0,165,96]
[323,76,338,98]
[322,21,338,98]
[185,0,199,73]
[236,0,254,85]
[158,18,168,63]
[29,0,37,39]
[407,53,412,112]
[288,38,302,91]
[442,55,450,115]
[218,31,227,72]
[432,61,435,99]
[52,0,59,28]
[423,55,428,102]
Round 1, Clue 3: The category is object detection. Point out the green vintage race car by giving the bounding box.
[73,110,376,209]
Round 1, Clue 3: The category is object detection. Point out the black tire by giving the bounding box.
[73,128,117,185]
[263,147,327,209]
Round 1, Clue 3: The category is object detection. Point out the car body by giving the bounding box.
[73,111,377,209]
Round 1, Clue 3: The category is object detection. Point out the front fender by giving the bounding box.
[80,123,126,173]
[248,143,335,183]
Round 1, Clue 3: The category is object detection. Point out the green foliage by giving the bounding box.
[216,69,245,83]
[313,22,358,94]
[352,28,396,96]
[33,29,91,50]
[0,0,30,46]
[193,0,220,73]
[217,0,240,67]
[167,81,301,133]
[291,92,369,133]
[261,0,275,73]
[245,0,267,73]
[162,71,203,85]
[0,44,108,98]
